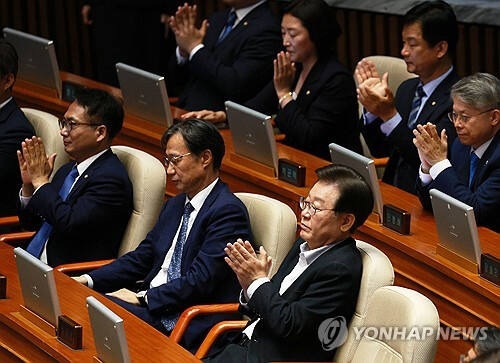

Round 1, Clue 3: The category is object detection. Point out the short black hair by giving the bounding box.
[284,0,341,57]
[315,164,374,232]
[73,88,124,140]
[403,1,458,57]
[476,327,500,356]
[0,40,18,85]
[161,118,225,170]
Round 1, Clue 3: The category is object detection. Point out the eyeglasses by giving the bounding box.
[447,108,494,124]
[163,152,191,167]
[299,196,336,216]
[58,117,101,132]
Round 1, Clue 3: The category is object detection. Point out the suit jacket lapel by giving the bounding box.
[66,150,112,200]
[416,70,456,126]
[471,133,499,190]
[295,58,325,109]
[215,3,264,47]
[0,98,16,123]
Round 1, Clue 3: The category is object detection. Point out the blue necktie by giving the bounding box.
[161,202,194,331]
[217,11,237,44]
[26,166,79,258]
[407,84,426,128]
[469,152,479,187]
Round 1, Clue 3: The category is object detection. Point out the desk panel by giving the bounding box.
[12,72,499,362]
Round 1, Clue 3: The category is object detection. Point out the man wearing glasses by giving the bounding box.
[17,88,133,266]
[74,118,252,354]
[414,73,499,232]
[208,164,373,362]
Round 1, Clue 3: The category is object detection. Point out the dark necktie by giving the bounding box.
[161,202,194,331]
[26,166,79,258]
[469,152,479,187]
[217,11,237,44]
[407,84,426,128]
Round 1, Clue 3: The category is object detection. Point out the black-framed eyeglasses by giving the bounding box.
[163,152,191,167]
[58,117,101,132]
[299,196,336,216]
[447,108,494,124]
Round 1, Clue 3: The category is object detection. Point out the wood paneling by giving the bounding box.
[1,1,497,82]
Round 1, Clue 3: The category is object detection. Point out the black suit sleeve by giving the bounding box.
[247,262,357,341]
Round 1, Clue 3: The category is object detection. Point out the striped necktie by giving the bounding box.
[161,202,195,331]
[217,11,237,44]
[26,166,79,258]
[407,84,426,128]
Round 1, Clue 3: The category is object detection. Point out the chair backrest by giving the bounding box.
[334,240,395,362]
[351,286,440,363]
[355,56,417,159]
[235,193,297,277]
[111,146,166,256]
[21,108,70,179]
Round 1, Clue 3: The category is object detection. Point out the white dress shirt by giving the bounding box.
[241,240,336,339]
[0,96,13,110]
[175,0,266,63]
[20,149,109,264]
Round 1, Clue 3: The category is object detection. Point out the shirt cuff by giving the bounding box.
[418,165,433,185]
[176,47,187,64]
[82,274,93,289]
[379,113,402,136]
[430,159,452,180]
[19,189,31,208]
[246,277,270,300]
[189,44,204,60]
[136,290,148,305]
[239,289,249,306]
[363,110,377,125]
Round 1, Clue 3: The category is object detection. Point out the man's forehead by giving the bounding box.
[309,181,338,202]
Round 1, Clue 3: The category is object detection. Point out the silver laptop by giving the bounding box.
[329,143,384,220]
[3,27,62,98]
[86,296,131,363]
[225,101,279,175]
[429,189,482,270]
[13,247,61,327]
[116,62,173,127]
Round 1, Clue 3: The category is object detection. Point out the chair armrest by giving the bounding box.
[170,303,240,344]
[195,320,248,359]
[0,216,20,227]
[56,259,116,275]
[373,157,389,167]
[0,231,35,246]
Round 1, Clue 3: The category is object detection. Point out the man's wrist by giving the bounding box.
[31,178,49,190]
[379,106,398,122]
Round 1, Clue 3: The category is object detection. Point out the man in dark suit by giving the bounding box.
[74,119,252,353]
[414,73,500,232]
[168,0,281,111]
[0,40,35,218]
[207,164,374,363]
[18,88,133,267]
[356,1,459,194]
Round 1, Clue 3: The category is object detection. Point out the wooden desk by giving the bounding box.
[0,242,199,362]
[12,73,499,362]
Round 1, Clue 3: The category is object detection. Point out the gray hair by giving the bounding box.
[451,73,500,110]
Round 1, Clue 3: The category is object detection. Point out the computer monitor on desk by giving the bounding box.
[430,189,482,273]
[329,143,384,221]
[3,27,62,98]
[225,101,279,177]
[13,247,61,330]
[87,296,131,363]
[116,62,173,128]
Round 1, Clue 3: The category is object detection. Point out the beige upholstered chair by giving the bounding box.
[235,192,297,277]
[334,240,395,362]
[21,108,70,179]
[351,286,440,363]
[170,193,297,357]
[55,145,166,273]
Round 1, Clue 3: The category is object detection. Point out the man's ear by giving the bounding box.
[95,125,108,143]
[490,109,499,127]
[2,73,15,92]
[435,40,449,59]
[339,213,356,233]
[200,149,213,169]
